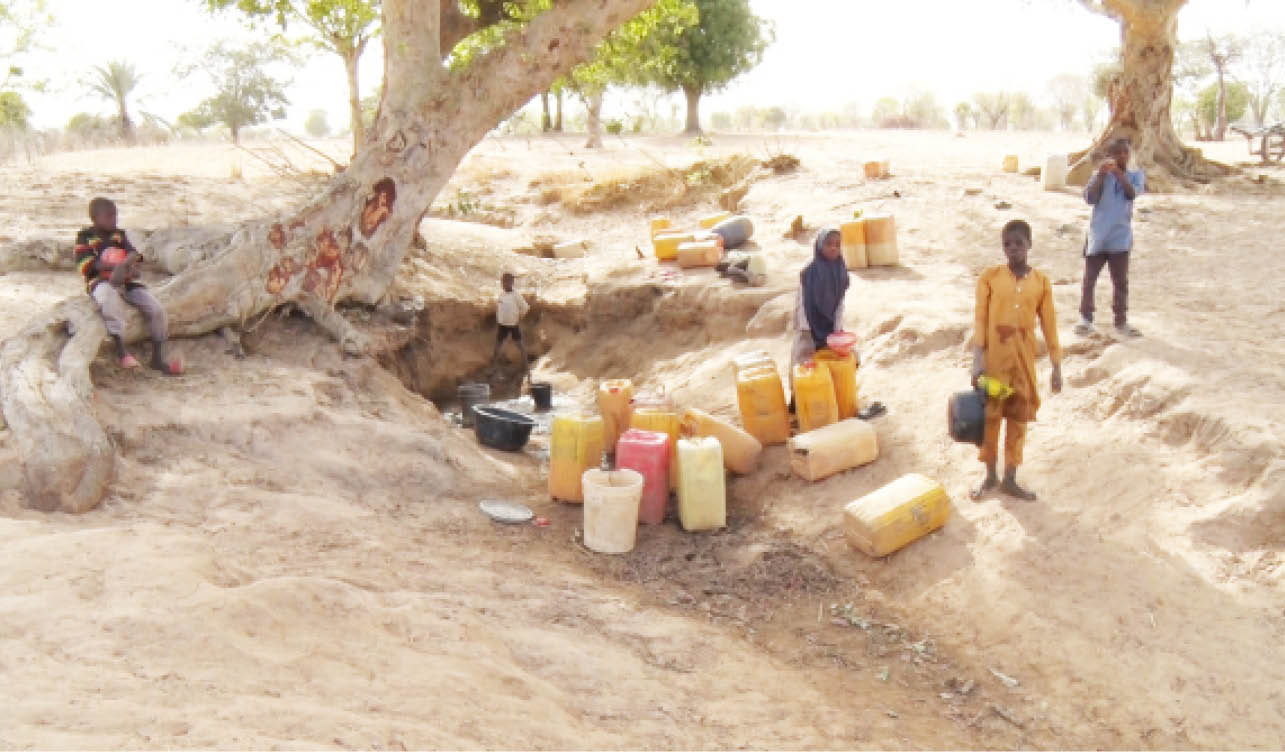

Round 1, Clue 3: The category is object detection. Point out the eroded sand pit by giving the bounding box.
[1,131,1282,748]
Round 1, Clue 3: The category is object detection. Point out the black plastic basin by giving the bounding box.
[473,405,537,452]
[948,388,986,446]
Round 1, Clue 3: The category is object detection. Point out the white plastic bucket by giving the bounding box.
[582,468,644,554]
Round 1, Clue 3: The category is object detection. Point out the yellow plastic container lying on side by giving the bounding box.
[676,239,721,268]
[814,348,860,419]
[630,406,681,490]
[653,231,695,261]
[676,437,726,532]
[681,407,762,475]
[789,418,878,482]
[698,211,732,229]
[863,214,898,267]
[793,361,839,433]
[735,365,790,446]
[650,217,673,238]
[597,379,634,454]
[550,413,604,503]
[840,220,867,269]
[864,160,889,179]
[843,473,950,557]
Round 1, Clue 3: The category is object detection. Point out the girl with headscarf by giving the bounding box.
[790,227,850,391]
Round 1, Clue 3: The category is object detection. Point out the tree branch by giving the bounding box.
[451,0,656,132]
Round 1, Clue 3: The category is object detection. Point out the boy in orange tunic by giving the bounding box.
[970,220,1062,501]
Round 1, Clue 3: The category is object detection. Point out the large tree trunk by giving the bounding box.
[683,85,702,135]
[1069,0,1232,188]
[0,0,655,514]
[345,48,365,155]
[584,90,604,149]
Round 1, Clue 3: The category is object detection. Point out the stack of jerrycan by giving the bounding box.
[681,407,762,475]
[813,348,860,419]
[734,353,790,446]
[676,436,725,531]
[615,428,671,525]
[549,413,604,503]
[629,391,681,490]
[792,360,839,433]
[597,379,634,455]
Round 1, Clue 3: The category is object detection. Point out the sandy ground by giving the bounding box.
[0,130,1282,749]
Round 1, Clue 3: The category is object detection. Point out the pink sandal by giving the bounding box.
[119,354,141,369]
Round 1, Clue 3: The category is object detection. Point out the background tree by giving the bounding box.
[1200,32,1242,140]
[901,89,948,129]
[870,97,900,128]
[0,0,50,90]
[1068,0,1231,186]
[2,0,658,514]
[560,0,696,148]
[304,107,331,137]
[1240,31,1285,127]
[0,89,29,130]
[87,60,142,143]
[177,40,294,144]
[972,91,1011,130]
[1008,91,1046,130]
[634,0,773,135]
[204,0,379,155]
[1196,79,1250,132]
[1048,73,1089,131]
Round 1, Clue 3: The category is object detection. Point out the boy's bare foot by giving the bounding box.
[1001,477,1037,501]
[120,354,140,369]
[971,475,999,500]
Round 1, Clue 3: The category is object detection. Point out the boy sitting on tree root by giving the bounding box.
[970,220,1062,501]
[75,197,181,375]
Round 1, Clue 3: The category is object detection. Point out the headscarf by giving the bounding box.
[801,227,849,348]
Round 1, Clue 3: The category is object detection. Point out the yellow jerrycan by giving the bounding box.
[681,407,762,475]
[550,413,604,503]
[735,365,790,446]
[840,219,867,269]
[814,348,860,419]
[630,396,681,490]
[788,418,878,482]
[597,379,634,454]
[676,437,726,532]
[843,473,950,557]
[698,211,732,229]
[793,361,839,433]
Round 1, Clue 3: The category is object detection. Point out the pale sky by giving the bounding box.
[18,0,1285,133]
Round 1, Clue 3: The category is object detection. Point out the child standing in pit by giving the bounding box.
[1076,138,1145,337]
[75,198,180,374]
[492,272,530,373]
[970,220,1062,501]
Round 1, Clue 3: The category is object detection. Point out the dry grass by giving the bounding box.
[533,154,759,214]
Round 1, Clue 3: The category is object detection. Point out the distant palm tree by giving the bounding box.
[88,60,142,142]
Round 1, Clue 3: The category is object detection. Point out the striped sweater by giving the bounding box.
[75,226,137,292]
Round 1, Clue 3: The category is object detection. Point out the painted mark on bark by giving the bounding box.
[361,178,396,238]
[268,223,286,250]
[386,130,407,153]
[548,39,560,53]
[265,257,301,295]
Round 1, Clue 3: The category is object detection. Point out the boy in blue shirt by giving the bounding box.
[1075,138,1145,337]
